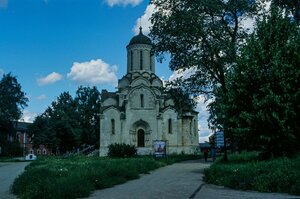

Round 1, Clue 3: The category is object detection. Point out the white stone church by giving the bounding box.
[99,28,198,156]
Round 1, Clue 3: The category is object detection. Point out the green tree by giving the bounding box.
[30,87,102,153]
[222,6,300,157]
[150,0,259,160]
[273,0,300,25]
[75,86,101,147]
[27,115,57,152]
[0,73,28,156]
[0,73,28,121]
[30,92,80,154]
[48,92,80,153]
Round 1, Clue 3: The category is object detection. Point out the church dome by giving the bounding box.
[128,27,152,46]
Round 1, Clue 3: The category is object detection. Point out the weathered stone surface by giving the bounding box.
[100,29,198,156]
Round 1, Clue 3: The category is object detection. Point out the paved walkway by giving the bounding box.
[85,159,300,199]
[0,162,30,199]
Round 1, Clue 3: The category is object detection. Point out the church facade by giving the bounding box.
[99,28,198,156]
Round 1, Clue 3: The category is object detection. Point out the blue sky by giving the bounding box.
[0,0,211,142]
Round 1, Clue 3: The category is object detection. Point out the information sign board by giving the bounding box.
[153,140,167,158]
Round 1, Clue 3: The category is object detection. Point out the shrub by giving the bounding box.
[107,143,137,158]
[0,141,23,157]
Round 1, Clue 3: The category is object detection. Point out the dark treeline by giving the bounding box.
[0,71,102,155]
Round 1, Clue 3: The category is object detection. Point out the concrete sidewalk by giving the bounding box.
[0,162,30,199]
[85,159,300,199]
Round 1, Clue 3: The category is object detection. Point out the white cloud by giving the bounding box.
[195,95,213,143]
[133,4,155,35]
[241,17,255,33]
[37,94,47,101]
[67,59,118,86]
[240,1,271,34]
[168,67,196,82]
[105,0,143,7]
[37,72,63,86]
[0,0,8,8]
[20,110,38,123]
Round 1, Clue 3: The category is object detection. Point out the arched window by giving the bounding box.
[29,149,34,154]
[140,94,144,108]
[140,50,143,70]
[137,129,145,147]
[168,118,172,134]
[43,148,47,155]
[37,149,41,155]
[111,119,115,134]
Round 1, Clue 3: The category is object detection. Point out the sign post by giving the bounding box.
[215,131,224,148]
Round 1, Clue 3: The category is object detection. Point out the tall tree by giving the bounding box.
[30,92,80,153]
[75,86,101,147]
[0,73,28,121]
[30,87,102,153]
[150,0,258,160]
[48,92,80,153]
[221,6,300,157]
[0,73,28,156]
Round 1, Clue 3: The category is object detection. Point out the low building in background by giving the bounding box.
[15,122,51,156]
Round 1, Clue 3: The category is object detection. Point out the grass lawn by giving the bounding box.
[0,156,25,162]
[204,151,300,195]
[12,155,200,199]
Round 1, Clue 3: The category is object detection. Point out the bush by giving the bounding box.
[0,141,23,157]
[107,143,137,158]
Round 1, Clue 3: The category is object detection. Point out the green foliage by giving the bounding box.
[204,152,300,195]
[0,73,28,156]
[150,0,259,96]
[108,143,137,158]
[74,86,101,147]
[150,0,299,159]
[150,0,260,161]
[1,141,23,157]
[0,73,28,121]
[11,155,198,199]
[29,92,80,154]
[0,156,24,162]
[29,86,101,154]
[219,6,300,156]
[272,0,300,25]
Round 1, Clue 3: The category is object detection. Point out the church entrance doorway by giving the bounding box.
[137,129,145,147]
